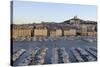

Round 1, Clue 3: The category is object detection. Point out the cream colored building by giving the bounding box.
[49,28,62,37]
[49,30,56,37]
[12,28,32,39]
[87,31,97,37]
[80,24,88,36]
[56,29,62,37]
[63,28,76,36]
[34,27,47,37]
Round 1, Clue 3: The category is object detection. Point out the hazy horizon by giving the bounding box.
[12,1,97,24]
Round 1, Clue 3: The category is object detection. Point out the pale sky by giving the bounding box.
[12,1,97,24]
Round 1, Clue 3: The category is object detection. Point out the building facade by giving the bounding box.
[49,28,62,37]
[34,25,48,37]
[63,28,76,36]
[12,28,32,39]
[11,16,97,40]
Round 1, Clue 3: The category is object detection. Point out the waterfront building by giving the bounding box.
[80,24,88,36]
[34,25,48,37]
[56,28,62,37]
[11,16,97,39]
[49,27,62,37]
[63,27,76,36]
[12,27,32,39]
[87,31,97,37]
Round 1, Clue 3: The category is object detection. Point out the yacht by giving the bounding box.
[70,47,84,62]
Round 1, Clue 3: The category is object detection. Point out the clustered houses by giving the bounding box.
[48,27,62,37]
[11,16,97,39]
[79,22,97,36]
[34,24,48,37]
[62,26,76,36]
[12,24,33,39]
